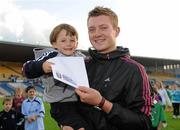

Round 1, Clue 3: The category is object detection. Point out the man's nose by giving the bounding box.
[94,29,102,37]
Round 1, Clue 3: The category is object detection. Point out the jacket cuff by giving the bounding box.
[35,60,44,74]
[106,103,121,119]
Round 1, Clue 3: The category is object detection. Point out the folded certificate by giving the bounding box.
[48,57,89,88]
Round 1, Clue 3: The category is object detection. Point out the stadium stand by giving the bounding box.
[0,82,15,95]
[0,86,10,96]
[0,40,180,96]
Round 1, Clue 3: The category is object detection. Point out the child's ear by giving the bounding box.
[52,42,57,48]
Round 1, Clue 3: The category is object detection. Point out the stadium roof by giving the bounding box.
[0,40,180,67]
[0,40,48,63]
[132,56,180,67]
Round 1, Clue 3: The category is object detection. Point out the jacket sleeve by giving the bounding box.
[22,51,56,79]
[106,65,152,129]
[23,60,44,79]
[16,111,25,126]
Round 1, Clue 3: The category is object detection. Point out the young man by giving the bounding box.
[74,6,152,130]
[0,96,24,130]
[21,86,45,130]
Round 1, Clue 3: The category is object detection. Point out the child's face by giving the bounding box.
[15,91,22,99]
[27,89,36,99]
[154,81,161,89]
[52,29,78,56]
[4,101,12,112]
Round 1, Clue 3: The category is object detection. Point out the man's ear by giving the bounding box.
[75,42,78,48]
[115,27,120,37]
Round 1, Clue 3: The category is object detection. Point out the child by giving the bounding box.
[22,24,90,130]
[170,84,180,119]
[150,81,166,130]
[154,80,170,128]
[21,86,45,130]
[12,87,25,130]
[13,87,25,113]
[0,96,24,130]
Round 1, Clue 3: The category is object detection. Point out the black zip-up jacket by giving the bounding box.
[78,47,152,130]
[0,109,24,130]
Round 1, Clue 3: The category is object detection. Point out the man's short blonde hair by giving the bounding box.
[87,6,119,29]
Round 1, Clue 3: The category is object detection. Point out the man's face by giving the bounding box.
[88,15,119,53]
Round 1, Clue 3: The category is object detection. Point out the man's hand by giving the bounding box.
[42,61,54,73]
[75,86,102,106]
[75,86,113,113]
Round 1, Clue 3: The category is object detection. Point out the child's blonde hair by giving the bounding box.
[14,87,25,97]
[155,80,164,89]
[15,87,24,94]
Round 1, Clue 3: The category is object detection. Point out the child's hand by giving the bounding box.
[42,61,54,73]
[27,115,37,123]
[27,117,33,123]
[31,115,38,121]
[17,103,21,107]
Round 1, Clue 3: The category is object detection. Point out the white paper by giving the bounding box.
[48,57,89,88]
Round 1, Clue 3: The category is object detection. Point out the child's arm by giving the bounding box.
[22,51,57,78]
[16,112,25,126]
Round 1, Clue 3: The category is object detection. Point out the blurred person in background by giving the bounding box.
[150,80,166,130]
[154,80,172,109]
[12,87,25,130]
[0,96,24,130]
[12,87,25,113]
[164,85,173,112]
[21,86,45,130]
[154,80,172,128]
[170,84,180,119]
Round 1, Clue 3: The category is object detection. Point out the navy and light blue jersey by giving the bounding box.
[22,96,45,130]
